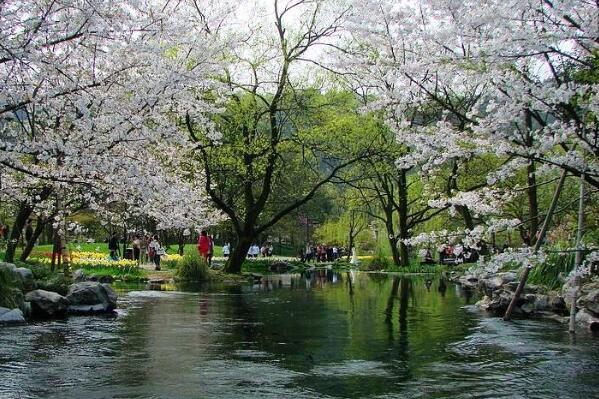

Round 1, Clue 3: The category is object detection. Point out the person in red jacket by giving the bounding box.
[198,230,211,262]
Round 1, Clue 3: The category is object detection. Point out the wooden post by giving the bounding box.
[504,169,567,321]
[569,171,586,333]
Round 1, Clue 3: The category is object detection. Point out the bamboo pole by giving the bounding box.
[503,169,568,321]
[569,171,585,333]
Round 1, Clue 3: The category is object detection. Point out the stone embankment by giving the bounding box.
[452,271,599,331]
[0,262,118,326]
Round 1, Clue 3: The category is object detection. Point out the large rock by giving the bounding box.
[480,272,517,295]
[24,290,69,318]
[66,282,117,314]
[577,289,599,316]
[0,262,17,275]
[580,281,599,296]
[73,269,87,282]
[0,262,20,288]
[458,275,479,289]
[548,294,567,313]
[476,288,517,314]
[532,294,549,311]
[576,308,599,331]
[0,307,25,325]
[520,302,535,315]
[15,267,36,291]
[269,261,293,273]
[475,296,492,310]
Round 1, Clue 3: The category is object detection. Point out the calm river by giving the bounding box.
[1,271,598,398]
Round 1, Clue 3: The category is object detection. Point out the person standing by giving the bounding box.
[132,234,141,265]
[144,235,152,264]
[149,235,162,270]
[198,230,210,262]
[207,235,214,266]
[139,234,148,264]
[260,243,268,257]
[267,243,273,257]
[0,224,6,241]
[223,242,230,258]
[108,234,119,260]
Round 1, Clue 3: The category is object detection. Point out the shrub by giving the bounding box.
[36,274,72,296]
[78,266,147,282]
[528,251,576,290]
[365,253,393,271]
[18,261,53,281]
[331,260,353,270]
[0,267,22,309]
[176,251,209,282]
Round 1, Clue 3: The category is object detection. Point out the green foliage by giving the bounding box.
[78,267,146,283]
[528,252,576,290]
[15,260,52,280]
[0,267,21,309]
[176,251,209,282]
[391,263,448,274]
[240,259,308,273]
[330,260,353,270]
[241,259,275,273]
[36,274,72,296]
[364,253,393,271]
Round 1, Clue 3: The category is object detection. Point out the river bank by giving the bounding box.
[449,269,599,331]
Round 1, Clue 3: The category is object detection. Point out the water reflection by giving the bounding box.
[1,272,598,399]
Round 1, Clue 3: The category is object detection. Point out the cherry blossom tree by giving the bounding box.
[0,0,227,262]
[344,0,597,253]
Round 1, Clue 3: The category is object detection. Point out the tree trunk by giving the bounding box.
[570,171,586,333]
[398,278,409,331]
[225,234,253,274]
[385,277,400,324]
[122,224,127,259]
[347,233,354,262]
[457,205,475,230]
[382,205,400,265]
[527,161,539,245]
[390,238,401,266]
[504,169,567,321]
[5,202,33,263]
[20,218,48,261]
[51,226,61,272]
[524,109,539,245]
[397,170,409,267]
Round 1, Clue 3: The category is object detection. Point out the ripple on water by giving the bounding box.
[127,290,179,298]
[190,359,314,398]
[1,275,598,399]
[231,349,274,359]
[311,360,392,378]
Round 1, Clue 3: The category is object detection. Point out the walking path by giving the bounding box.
[139,262,174,283]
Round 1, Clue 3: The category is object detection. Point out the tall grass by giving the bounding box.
[528,252,575,290]
[0,267,21,309]
[175,251,210,282]
[364,253,393,271]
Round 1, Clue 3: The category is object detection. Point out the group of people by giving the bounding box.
[439,244,480,265]
[197,230,214,265]
[108,233,165,270]
[246,242,274,258]
[301,243,342,263]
